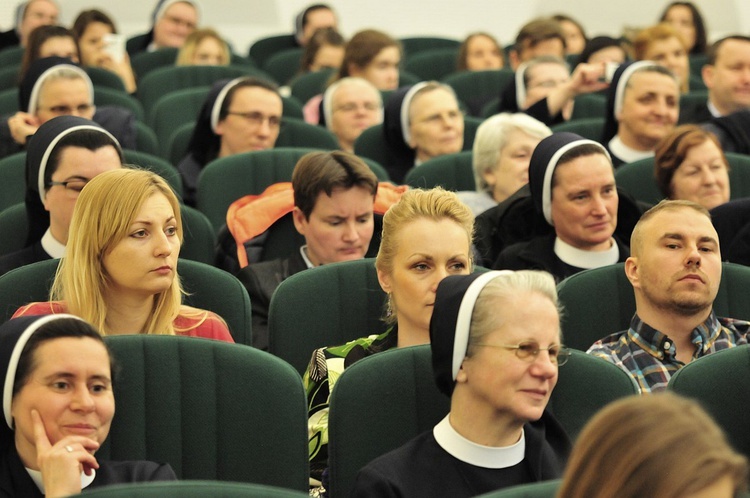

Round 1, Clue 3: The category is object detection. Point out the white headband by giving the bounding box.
[515,62,530,110]
[28,64,93,116]
[613,60,655,119]
[210,77,246,132]
[153,0,201,25]
[400,82,429,146]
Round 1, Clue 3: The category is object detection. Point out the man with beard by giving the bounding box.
[588,200,750,393]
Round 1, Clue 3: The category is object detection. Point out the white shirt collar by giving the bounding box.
[299,245,315,269]
[554,237,620,269]
[608,136,654,164]
[707,99,723,118]
[26,466,96,493]
[433,415,525,469]
[40,228,66,259]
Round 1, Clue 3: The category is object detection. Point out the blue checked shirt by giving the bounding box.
[587,312,750,393]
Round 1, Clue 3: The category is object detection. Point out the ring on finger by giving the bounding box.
[65,445,73,453]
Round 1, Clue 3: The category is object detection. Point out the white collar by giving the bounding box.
[554,237,620,269]
[433,415,525,469]
[26,466,96,493]
[608,136,654,164]
[40,228,66,259]
[707,99,723,118]
[299,245,315,269]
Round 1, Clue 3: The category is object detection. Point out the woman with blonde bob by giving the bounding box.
[13,168,233,341]
[558,393,748,498]
[176,27,230,66]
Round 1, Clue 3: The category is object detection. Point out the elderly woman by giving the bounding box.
[319,77,382,153]
[559,393,747,498]
[13,168,233,341]
[655,124,730,209]
[634,23,692,93]
[0,116,122,277]
[127,0,199,55]
[383,82,465,183]
[176,27,230,66]
[352,270,571,497]
[0,314,177,497]
[458,113,551,216]
[602,61,680,167]
[177,76,283,205]
[494,132,629,281]
[305,188,474,489]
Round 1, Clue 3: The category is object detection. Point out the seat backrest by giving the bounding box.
[122,151,183,199]
[176,205,217,266]
[0,64,19,92]
[442,69,515,117]
[557,262,750,351]
[133,121,159,155]
[399,36,460,57]
[550,118,605,142]
[268,258,388,374]
[404,48,459,81]
[0,152,25,213]
[196,147,319,233]
[86,66,127,91]
[147,86,210,146]
[290,68,335,105]
[77,481,308,498]
[328,346,636,498]
[667,345,750,459]
[0,203,26,256]
[404,150,474,190]
[274,117,339,149]
[0,46,24,66]
[262,47,305,85]
[570,93,607,120]
[95,86,145,121]
[0,87,18,115]
[98,335,307,491]
[249,34,298,68]
[130,47,179,80]
[0,258,252,345]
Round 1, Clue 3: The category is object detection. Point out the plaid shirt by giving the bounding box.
[587,312,750,393]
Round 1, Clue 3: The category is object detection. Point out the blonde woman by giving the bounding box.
[13,168,233,341]
[176,27,230,66]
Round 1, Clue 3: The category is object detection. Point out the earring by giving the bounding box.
[386,293,393,317]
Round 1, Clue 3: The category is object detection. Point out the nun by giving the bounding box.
[351,270,571,498]
[382,82,464,184]
[126,0,200,55]
[176,76,282,205]
[0,314,176,497]
[493,132,629,281]
[602,61,680,167]
[0,116,122,277]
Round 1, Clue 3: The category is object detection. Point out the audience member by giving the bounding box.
[0,116,122,277]
[499,55,609,126]
[177,76,282,205]
[304,188,474,488]
[72,9,137,94]
[633,23,691,93]
[0,0,59,51]
[175,27,230,66]
[602,61,679,167]
[681,36,750,123]
[352,270,571,497]
[494,133,629,281]
[383,82,464,183]
[298,27,345,74]
[576,36,627,66]
[1,57,136,159]
[659,1,708,56]
[558,393,747,498]
[294,4,338,47]
[459,113,551,216]
[588,200,750,392]
[320,77,382,152]
[0,314,177,497]
[19,25,79,78]
[13,168,233,342]
[508,18,566,70]
[456,32,504,71]
[655,125,729,209]
[127,0,200,55]
[236,151,379,350]
[552,14,587,55]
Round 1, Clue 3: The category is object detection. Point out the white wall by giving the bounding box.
[1,0,746,56]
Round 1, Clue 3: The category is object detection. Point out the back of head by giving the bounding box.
[558,392,748,498]
[292,150,378,219]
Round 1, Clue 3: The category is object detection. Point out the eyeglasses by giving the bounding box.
[47,178,89,193]
[40,104,95,116]
[474,340,571,366]
[334,102,380,113]
[163,14,197,30]
[226,111,281,128]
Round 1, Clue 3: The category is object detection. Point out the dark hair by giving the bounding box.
[576,36,627,66]
[654,124,728,198]
[552,14,588,47]
[659,1,708,55]
[292,150,378,219]
[43,129,124,188]
[298,4,334,31]
[12,318,113,398]
[299,27,345,73]
[218,77,280,121]
[71,9,117,42]
[336,29,401,81]
[456,32,504,71]
[552,143,611,189]
[515,18,566,55]
[20,25,79,79]
[707,35,750,66]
